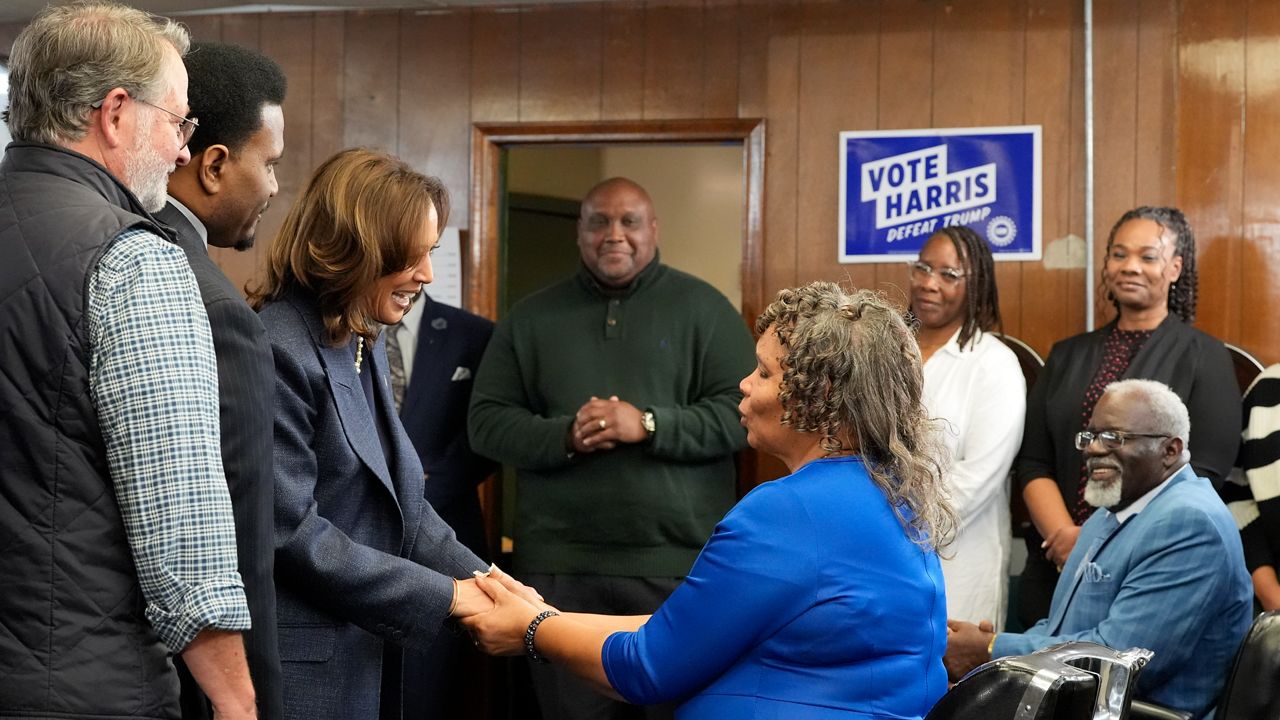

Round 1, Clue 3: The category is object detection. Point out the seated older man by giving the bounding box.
[946,379,1251,719]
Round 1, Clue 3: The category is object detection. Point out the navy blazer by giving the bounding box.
[259,290,486,720]
[996,465,1253,718]
[154,202,284,720]
[399,295,497,556]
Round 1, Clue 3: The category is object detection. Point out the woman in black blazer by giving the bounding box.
[1015,206,1241,627]
[250,148,491,720]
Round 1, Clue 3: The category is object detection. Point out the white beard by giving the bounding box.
[1084,478,1123,509]
[123,114,175,213]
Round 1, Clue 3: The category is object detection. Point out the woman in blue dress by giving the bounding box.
[465,282,956,719]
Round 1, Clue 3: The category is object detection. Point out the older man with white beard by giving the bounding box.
[944,379,1251,719]
[0,3,254,718]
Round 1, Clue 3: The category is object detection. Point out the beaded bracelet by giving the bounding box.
[525,609,561,664]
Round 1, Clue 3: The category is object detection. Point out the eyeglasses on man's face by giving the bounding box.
[909,260,966,286]
[136,97,199,147]
[92,94,199,148]
[1074,429,1170,451]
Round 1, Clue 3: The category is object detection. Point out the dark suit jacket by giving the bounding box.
[398,296,498,719]
[400,295,498,556]
[259,289,487,720]
[155,201,283,720]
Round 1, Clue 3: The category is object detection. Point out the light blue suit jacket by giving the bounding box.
[995,464,1252,718]
[260,290,487,720]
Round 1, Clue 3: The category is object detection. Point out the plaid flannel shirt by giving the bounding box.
[86,227,249,652]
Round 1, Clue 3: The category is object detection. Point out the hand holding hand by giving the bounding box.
[459,573,544,656]
[570,396,645,453]
[485,565,555,613]
[943,619,995,682]
[1042,524,1081,569]
[450,577,496,618]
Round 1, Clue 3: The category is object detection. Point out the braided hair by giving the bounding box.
[1103,206,1198,323]
[942,224,998,348]
[915,226,1002,351]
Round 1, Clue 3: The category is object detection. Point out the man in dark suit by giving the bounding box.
[391,292,499,718]
[394,293,497,556]
[157,42,288,720]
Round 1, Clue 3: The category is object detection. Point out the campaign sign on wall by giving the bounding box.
[838,125,1041,263]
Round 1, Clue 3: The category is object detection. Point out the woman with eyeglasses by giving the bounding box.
[908,226,1025,629]
[1014,206,1241,627]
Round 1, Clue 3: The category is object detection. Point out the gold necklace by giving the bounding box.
[354,337,365,374]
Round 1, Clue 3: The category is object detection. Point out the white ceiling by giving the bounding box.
[0,0,602,25]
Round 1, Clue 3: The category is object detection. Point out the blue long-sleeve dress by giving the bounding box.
[601,456,948,719]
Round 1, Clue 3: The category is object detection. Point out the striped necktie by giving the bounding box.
[385,323,406,413]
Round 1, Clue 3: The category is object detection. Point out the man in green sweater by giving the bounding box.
[468,177,754,720]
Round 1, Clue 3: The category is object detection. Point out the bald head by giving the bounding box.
[583,177,652,208]
[577,176,659,288]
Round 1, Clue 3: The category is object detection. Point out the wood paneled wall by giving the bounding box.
[5,0,1280,364]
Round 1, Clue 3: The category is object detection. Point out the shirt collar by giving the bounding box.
[576,249,663,299]
[399,291,426,337]
[1111,462,1185,524]
[166,195,208,246]
[935,327,966,358]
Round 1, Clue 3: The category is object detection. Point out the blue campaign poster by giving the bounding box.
[838,126,1041,263]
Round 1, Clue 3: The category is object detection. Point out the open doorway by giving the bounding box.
[468,119,773,720]
[502,143,745,315]
[468,118,774,537]
[467,119,765,323]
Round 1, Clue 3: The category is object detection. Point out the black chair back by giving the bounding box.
[1216,610,1280,720]
[1225,342,1264,397]
[995,333,1044,540]
[995,333,1045,396]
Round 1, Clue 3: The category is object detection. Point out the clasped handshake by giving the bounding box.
[453,565,558,656]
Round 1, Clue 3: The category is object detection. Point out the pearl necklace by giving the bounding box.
[354,337,365,374]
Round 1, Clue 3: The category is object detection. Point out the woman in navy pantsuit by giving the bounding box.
[250,149,491,720]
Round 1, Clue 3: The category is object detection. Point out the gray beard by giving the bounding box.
[124,120,174,213]
[1084,478,1123,509]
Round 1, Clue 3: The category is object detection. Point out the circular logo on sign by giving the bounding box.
[987,216,1018,247]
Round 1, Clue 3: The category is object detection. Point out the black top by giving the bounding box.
[1016,314,1242,528]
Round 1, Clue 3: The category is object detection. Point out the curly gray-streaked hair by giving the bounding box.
[755,281,956,550]
[6,1,190,145]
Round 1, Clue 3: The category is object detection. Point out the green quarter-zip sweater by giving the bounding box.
[469,259,755,576]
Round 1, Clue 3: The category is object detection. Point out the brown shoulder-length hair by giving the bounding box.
[248,148,449,346]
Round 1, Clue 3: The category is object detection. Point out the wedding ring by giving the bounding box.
[598,419,607,430]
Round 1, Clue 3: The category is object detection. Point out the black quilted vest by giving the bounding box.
[0,142,181,719]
